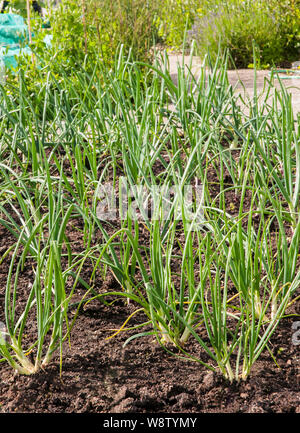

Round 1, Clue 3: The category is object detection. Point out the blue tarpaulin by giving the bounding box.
[0,13,32,69]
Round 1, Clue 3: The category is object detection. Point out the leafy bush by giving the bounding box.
[154,1,300,66]
[155,0,199,49]
[187,0,300,68]
[4,0,161,114]
[48,0,160,71]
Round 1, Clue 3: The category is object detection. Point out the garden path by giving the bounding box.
[167,54,300,117]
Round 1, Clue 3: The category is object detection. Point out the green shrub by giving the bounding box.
[155,0,199,49]
[48,0,160,71]
[188,0,300,68]
[4,0,161,111]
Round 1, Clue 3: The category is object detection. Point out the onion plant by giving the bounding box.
[92,167,298,381]
[91,192,208,347]
[0,150,96,374]
[0,46,298,382]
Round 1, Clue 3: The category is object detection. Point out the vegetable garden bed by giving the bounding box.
[0,50,299,413]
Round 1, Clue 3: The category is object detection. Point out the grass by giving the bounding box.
[0,48,299,381]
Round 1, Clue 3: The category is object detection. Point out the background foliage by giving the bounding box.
[48,0,160,70]
[157,0,300,68]
[5,0,300,71]
[5,0,161,102]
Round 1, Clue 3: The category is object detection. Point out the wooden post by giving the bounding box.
[26,0,33,45]
[82,0,88,56]
[26,0,35,64]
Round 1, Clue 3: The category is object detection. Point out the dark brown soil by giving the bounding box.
[0,149,299,415]
[0,223,299,414]
[0,292,299,414]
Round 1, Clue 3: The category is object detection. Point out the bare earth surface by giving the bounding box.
[0,220,299,414]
